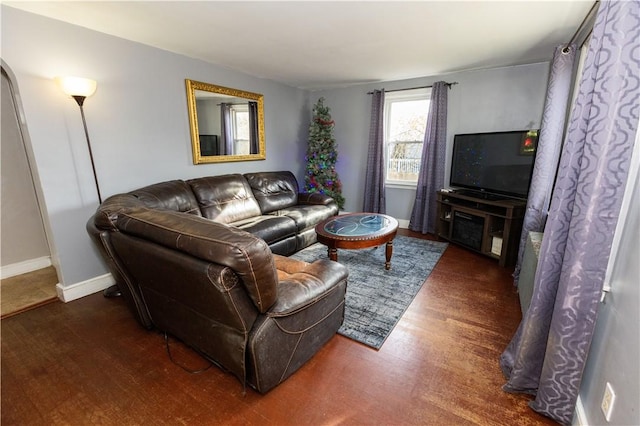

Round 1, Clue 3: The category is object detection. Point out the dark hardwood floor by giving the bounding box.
[1,230,557,425]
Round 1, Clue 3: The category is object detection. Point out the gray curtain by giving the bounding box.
[513,45,577,283]
[248,101,259,154]
[363,89,386,213]
[409,81,448,234]
[220,103,233,155]
[500,1,640,424]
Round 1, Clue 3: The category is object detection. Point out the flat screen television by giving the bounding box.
[449,130,538,200]
[199,134,219,156]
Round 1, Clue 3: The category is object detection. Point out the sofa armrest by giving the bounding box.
[116,208,278,313]
[297,192,336,206]
[92,194,145,230]
[269,255,348,316]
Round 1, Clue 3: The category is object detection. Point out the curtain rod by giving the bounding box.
[367,81,457,95]
[562,1,599,53]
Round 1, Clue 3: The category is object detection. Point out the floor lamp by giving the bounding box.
[58,77,120,298]
[57,76,102,203]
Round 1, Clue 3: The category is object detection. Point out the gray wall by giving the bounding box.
[195,98,221,135]
[1,6,310,287]
[312,62,549,219]
[1,69,50,267]
[578,149,639,425]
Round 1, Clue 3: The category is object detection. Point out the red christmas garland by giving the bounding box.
[315,118,335,126]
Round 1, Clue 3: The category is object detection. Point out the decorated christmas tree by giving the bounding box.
[304,98,345,209]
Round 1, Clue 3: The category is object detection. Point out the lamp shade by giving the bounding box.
[56,76,97,97]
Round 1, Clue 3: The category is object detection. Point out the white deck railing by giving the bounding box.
[388,158,421,174]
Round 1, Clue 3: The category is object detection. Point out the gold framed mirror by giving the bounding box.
[186,79,266,164]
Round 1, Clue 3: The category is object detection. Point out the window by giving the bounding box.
[231,105,250,155]
[384,88,431,186]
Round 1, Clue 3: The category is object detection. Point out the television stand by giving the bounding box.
[453,189,508,202]
[436,190,526,267]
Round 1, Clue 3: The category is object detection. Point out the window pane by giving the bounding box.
[388,100,429,142]
[387,141,423,181]
[232,108,250,155]
[234,110,249,140]
[386,99,429,183]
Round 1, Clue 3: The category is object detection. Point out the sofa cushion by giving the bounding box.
[244,171,299,214]
[188,174,262,223]
[116,209,278,313]
[129,180,202,216]
[278,205,338,232]
[230,215,297,246]
[271,255,348,316]
[297,192,338,207]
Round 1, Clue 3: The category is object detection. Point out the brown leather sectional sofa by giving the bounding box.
[87,171,348,393]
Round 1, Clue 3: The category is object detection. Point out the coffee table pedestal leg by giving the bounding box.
[328,247,338,262]
[385,240,393,270]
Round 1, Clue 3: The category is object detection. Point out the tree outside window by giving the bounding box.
[231,106,250,155]
[384,89,431,185]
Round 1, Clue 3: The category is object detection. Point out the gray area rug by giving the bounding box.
[291,235,448,349]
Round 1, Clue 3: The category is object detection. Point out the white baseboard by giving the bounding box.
[397,219,410,229]
[0,256,52,279]
[573,395,588,425]
[56,273,115,303]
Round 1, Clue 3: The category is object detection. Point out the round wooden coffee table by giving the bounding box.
[315,213,399,270]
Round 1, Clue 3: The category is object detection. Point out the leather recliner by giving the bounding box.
[111,209,347,393]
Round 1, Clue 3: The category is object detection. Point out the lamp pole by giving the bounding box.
[56,76,102,204]
[72,95,102,204]
[58,76,119,297]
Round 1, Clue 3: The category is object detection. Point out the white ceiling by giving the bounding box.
[6,1,594,90]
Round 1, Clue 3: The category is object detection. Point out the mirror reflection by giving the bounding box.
[186,79,266,164]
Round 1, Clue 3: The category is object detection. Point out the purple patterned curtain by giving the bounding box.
[409,81,448,234]
[248,101,259,154]
[500,1,640,424]
[513,45,577,283]
[363,89,386,213]
[220,103,233,155]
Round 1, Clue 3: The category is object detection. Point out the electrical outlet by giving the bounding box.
[601,382,616,422]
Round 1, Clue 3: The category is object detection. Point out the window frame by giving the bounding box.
[383,88,431,188]
[230,104,250,154]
